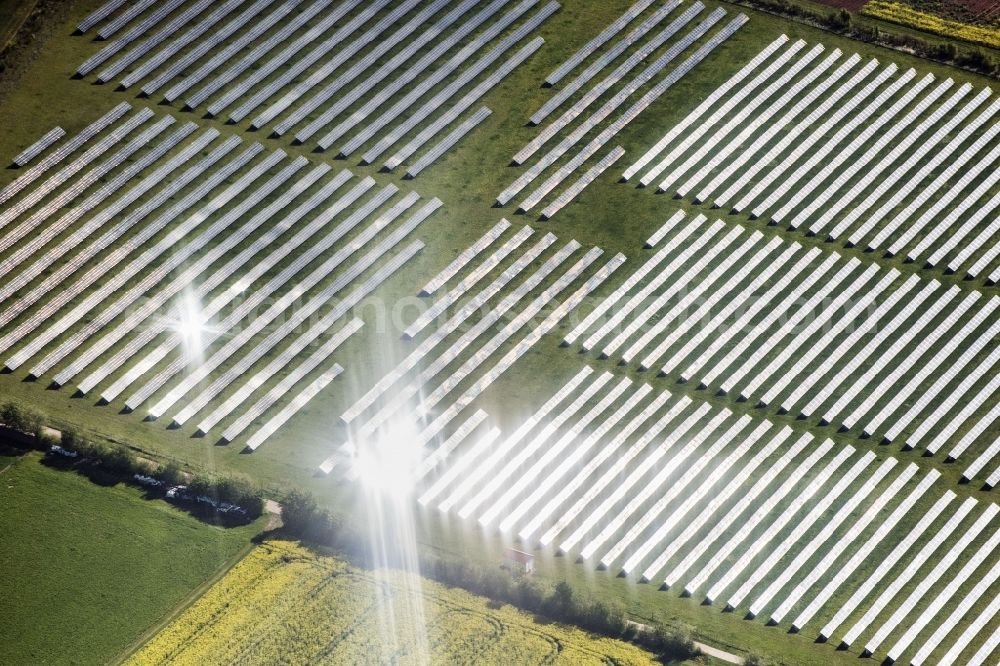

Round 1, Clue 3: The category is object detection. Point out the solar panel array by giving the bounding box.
[627,36,1000,283]
[404,106,492,179]
[322,222,624,473]
[10,127,65,168]
[495,1,748,218]
[542,0,656,87]
[539,145,625,220]
[403,363,998,664]
[562,210,1000,487]
[6,3,996,663]
[73,0,551,176]
[0,106,441,450]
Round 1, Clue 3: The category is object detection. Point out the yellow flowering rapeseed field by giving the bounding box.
[862,1,1000,50]
[127,541,659,665]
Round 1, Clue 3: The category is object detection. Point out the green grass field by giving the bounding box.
[0,446,263,665]
[0,1,996,664]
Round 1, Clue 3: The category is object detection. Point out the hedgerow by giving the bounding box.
[728,0,999,76]
[280,489,700,663]
[863,0,1000,50]
[0,401,263,519]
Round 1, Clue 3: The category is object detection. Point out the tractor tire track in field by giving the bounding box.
[150,555,287,666]
[452,614,506,666]
[392,601,505,665]
[229,568,344,664]
[399,579,510,665]
[536,633,562,665]
[306,575,393,666]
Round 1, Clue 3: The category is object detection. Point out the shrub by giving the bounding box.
[72,438,109,460]
[1,401,43,437]
[60,427,81,449]
[638,622,700,661]
[825,8,852,30]
[282,488,319,532]
[102,446,138,475]
[514,576,545,611]
[155,460,184,486]
[1,402,25,430]
[188,473,263,517]
[282,488,343,542]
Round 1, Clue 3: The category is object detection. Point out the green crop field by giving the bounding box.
[0,0,997,664]
[0,445,263,665]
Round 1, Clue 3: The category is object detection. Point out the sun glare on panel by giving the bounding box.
[351,415,429,663]
[165,288,214,368]
[351,418,423,499]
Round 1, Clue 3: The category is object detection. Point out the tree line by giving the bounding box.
[0,401,263,519]
[732,0,999,77]
[281,488,702,663]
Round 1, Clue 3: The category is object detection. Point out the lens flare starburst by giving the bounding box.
[161,288,221,368]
